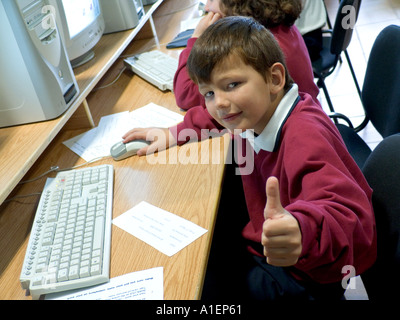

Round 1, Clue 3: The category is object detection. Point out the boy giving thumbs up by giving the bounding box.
[186,16,376,300]
[262,177,302,267]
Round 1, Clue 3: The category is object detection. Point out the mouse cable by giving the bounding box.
[3,192,42,204]
[92,66,127,92]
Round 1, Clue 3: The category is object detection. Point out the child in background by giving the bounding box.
[174,0,319,110]
[295,0,327,61]
[184,16,376,300]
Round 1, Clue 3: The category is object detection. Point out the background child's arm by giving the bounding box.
[173,13,222,110]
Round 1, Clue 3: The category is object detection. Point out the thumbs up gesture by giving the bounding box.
[261,177,302,267]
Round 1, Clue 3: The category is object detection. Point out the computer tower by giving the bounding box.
[100,0,144,34]
[0,0,79,128]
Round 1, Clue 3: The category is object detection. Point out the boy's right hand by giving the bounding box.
[122,127,177,156]
[192,12,222,38]
[262,177,302,267]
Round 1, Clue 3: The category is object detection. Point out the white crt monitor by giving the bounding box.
[48,0,105,67]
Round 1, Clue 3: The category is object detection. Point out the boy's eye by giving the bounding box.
[227,82,239,89]
[204,91,214,98]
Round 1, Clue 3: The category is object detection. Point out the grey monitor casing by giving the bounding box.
[100,0,144,34]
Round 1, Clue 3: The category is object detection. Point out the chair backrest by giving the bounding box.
[330,0,361,55]
[362,25,400,138]
[361,134,400,300]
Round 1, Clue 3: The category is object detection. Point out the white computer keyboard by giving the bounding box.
[20,164,114,299]
[124,50,178,91]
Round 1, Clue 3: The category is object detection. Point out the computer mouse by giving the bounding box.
[110,140,150,161]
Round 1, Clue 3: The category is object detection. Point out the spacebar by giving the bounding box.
[93,216,105,252]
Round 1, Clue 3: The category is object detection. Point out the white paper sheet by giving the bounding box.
[46,267,163,300]
[63,103,183,161]
[113,201,208,257]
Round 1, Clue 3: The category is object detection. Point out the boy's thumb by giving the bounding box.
[264,177,284,220]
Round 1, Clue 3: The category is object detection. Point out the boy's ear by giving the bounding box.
[269,63,286,95]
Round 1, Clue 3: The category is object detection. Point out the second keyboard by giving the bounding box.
[124,50,178,91]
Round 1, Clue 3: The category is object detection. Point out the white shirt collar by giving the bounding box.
[240,84,299,153]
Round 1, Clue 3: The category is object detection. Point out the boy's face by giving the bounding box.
[205,0,223,16]
[198,55,284,135]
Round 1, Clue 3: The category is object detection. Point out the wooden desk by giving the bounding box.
[0,0,230,300]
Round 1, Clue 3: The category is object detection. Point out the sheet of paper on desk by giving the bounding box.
[63,103,183,161]
[63,111,131,161]
[46,267,163,300]
[113,201,208,257]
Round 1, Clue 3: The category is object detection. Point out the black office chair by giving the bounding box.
[331,24,400,169]
[359,133,400,301]
[313,0,362,113]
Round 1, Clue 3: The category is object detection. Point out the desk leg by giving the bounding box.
[82,99,95,128]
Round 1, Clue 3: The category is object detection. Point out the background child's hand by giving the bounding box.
[262,177,302,267]
[192,12,222,38]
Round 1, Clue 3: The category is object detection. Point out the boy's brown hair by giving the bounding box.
[187,16,294,91]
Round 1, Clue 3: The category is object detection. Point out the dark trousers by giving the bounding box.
[201,164,345,301]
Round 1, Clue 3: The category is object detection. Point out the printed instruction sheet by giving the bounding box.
[113,201,208,257]
[46,267,163,300]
